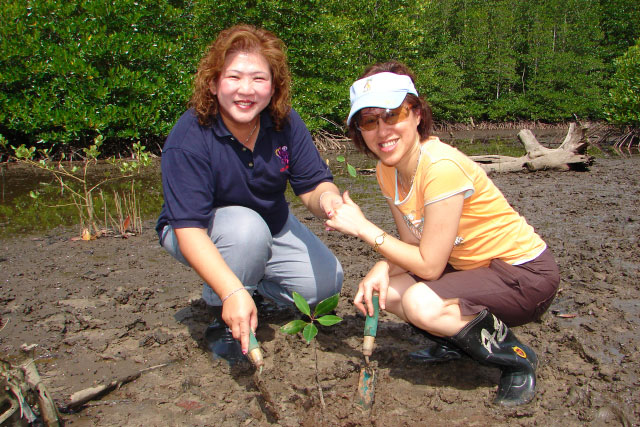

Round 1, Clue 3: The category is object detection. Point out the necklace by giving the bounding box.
[398,172,415,192]
[243,120,258,145]
[398,149,420,193]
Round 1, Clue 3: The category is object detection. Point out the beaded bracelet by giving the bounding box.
[221,287,245,304]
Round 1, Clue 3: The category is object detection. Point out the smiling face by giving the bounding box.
[210,51,275,130]
[358,103,421,168]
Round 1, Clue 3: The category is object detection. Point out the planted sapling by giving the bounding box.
[336,155,357,178]
[280,292,342,409]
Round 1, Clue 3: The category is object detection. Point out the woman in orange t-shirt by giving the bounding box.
[326,61,559,407]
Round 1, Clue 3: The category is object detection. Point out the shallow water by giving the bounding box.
[0,130,636,238]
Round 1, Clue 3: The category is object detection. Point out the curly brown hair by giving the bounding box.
[188,24,291,130]
[347,61,433,158]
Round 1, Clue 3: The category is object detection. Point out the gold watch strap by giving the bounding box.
[373,232,387,252]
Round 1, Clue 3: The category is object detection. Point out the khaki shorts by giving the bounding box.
[410,248,560,327]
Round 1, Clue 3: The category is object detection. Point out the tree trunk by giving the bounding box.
[470,123,593,173]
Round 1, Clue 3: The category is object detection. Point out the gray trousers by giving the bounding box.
[161,206,343,307]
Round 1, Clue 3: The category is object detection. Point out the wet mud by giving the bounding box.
[1,155,639,426]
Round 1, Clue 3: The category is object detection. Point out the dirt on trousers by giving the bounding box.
[1,156,639,427]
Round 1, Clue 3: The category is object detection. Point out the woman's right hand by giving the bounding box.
[354,261,390,317]
[174,227,260,354]
[220,288,258,355]
[325,190,371,238]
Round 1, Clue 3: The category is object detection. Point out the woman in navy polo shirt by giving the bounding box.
[156,25,344,362]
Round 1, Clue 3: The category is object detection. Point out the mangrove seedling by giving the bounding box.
[280,292,342,409]
[11,135,150,239]
[336,155,357,178]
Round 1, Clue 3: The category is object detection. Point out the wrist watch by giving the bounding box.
[373,232,387,252]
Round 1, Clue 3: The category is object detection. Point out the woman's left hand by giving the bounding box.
[325,190,369,237]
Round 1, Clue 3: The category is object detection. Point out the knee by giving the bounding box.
[319,260,344,300]
[305,259,343,306]
[210,206,271,250]
[401,284,443,327]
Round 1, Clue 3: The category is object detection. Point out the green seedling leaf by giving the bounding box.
[29,190,40,199]
[336,155,346,163]
[292,291,311,317]
[316,314,342,326]
[13,144,35,160]
[347,164,357,177]
[280,319,308,335]
[314,293,339,316]
[303,323,318,343]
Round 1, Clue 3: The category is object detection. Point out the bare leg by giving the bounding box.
[381,272,418,321]
[401,282,475,337]
[386,277,470,364]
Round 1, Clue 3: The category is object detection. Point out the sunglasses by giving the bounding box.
[356,105,412,132]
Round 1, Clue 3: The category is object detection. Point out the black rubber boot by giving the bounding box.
[409,326,464,363]
[449,309,538,406]
[204,307,244,365]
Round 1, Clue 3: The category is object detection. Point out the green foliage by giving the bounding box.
[599,0,640,67]
[281,292,342,343]
[0,0,638,156]
[8,134,153,237]
[0,0,196,150]
[108,141,153,174]
[335,155,357,178]
[606,38,640,126]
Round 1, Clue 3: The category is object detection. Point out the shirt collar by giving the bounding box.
[211,110,274,140]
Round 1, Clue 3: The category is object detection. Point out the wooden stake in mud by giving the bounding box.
[357,294,379,410]
[247,331,280,421]
[64,362,172,412]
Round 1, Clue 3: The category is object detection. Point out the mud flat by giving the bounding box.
[1,156,639,426]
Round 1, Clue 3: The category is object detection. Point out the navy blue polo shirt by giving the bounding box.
[156,108,333,239]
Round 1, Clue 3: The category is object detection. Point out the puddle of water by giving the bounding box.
[1,133,636,238]
[0,161,163,237]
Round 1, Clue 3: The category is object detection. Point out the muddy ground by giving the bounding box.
[1,153,640,426]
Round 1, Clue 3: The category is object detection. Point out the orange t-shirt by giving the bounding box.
[376,137,546,270]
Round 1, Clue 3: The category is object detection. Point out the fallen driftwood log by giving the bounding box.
[1,344,60,427]
[62,362,171,412]
[470,122,594,173]
[2,346,172,424]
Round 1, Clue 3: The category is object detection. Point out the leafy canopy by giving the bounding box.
[1,0,638,154]
[606,38,640,126]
